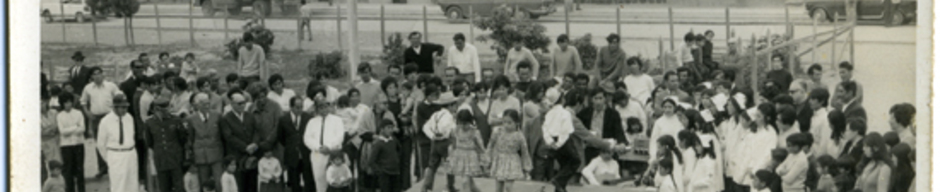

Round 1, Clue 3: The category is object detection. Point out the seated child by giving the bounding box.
[814,155,838,192]
[184,165,201,192]
[42,161,65,192]
[582,150,621,186]
[326,154,353,192]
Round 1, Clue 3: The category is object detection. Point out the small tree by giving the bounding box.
[308,51,347,80]
[382,32,408,66]
[473,5,551,63]
[572,33,598,70]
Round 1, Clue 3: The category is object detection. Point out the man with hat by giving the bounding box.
[69,51,92,94]
[96,94,139,192]
[419,89,460,192]
[144,95,189,192]
[303,86,346,192]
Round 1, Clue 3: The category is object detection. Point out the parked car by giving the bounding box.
[41,0,93,23]
[199,0,302,17]
[437,0,557,21]
[805,0,916,25]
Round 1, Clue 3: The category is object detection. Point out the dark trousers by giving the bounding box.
[135,139,148,182]
[327,186,351,192]
[61,145,86,192]
[377,173,401,192]
[89,114,108,174]
[197,162,225,191]
[157,168,185,192]
[238,169,259,192]
[531,155,555,182]
[286,157,316,192]
[397,135,414,190]
[550,141,581,192]
[415,136,431,179]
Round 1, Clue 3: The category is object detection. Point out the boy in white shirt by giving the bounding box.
[581,150,621,186]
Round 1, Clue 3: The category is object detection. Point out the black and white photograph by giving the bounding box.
[10,0,935,191]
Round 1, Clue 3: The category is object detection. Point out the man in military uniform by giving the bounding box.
[144,95,189,192]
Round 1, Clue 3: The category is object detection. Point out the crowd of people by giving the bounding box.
[38,29,915,192]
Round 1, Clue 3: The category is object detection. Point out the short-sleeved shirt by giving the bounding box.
[81,82,122,115]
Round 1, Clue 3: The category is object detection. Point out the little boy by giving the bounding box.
[777,134,810,192]
[582,150,621,186]
[752,170,776,192]
[326,155,353,192]
[42,161,65,192]
[813,155,837,192]
[370,120,402,192]
[184,165,201,192]
[768,148,788,192]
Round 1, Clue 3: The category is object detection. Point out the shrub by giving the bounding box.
[308,51,346,80]
[225,20,276,60]
[572,33,598,70]
[383,32,408,66]
[473,5,551,63]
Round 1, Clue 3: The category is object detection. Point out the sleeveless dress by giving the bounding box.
[487,130,532,181]
[444,128,486,177]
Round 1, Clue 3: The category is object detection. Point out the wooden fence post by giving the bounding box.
[564,3,570,35]
[224,16,230,41]
[129,16,135,45]
[124,18,130,46]
[423,6,428,42]
[831,13,838,67]
[189,3,196,47]
[659,37,664,71]
[668,7,674,50]
[811,14,817,64]
[155,3,163,44]
[60,3,66,42]
[337,5,343,49]
[725,7,730,43]
[750,34,758,94]
[616,7,621,36]
[469,6,474,44]
[91,7,98,46]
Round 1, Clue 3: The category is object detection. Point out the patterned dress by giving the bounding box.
[444,127,486,177]
[487,129,532,181]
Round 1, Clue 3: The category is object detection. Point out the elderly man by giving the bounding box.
[220,91,264,192]
[187,92,225,190]
[82,66,123,178]
[303,87,346,192]
[144,95,189,192]
[788,80,814,133]
[96,94,139,192]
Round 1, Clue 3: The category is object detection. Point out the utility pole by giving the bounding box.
[347,0,360,80]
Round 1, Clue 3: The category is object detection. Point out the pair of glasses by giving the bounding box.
[154,103,170,108]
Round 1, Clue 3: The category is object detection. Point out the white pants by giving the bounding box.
[310,152,330,192]
[106,150,139,192]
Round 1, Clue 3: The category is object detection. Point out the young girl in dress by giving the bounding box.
[445,110,487,192]
[221,159,239,192]
[622,117,649,180]
[486,110,531,192]
[327,155,353,192]
[258,150,284,192]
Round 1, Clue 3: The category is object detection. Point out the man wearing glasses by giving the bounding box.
[220,91,264,192]
[96,94,139,192]
[788,80,814,133]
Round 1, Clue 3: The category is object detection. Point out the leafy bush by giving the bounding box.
[382,32,408,66]
[473,5,551,63]
[308,51,347,80]
[572,33,598,70]
[225,20,275,60]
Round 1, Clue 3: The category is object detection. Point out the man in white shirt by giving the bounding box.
[807,88,837,158]
[266,74,296,112]
[96,94,139,192]
[446,33,481,83]
[303,101,346,192]
[775,106,800,148]
[889,103,916,147]
[621,57,656,103]
[673,33,696,70]
[81,66,123,178]
[419,92,460,192]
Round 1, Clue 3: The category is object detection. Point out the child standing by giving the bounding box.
[814,155,838,192]
[581,150,621,186]
[486,110,532,192]
[369,120,403,192]
[657,158,679,192]
[184,165,201,192]
[445,110,487,192]
[258,151,284,192]
[327,155,353,192]
[777,134,810,192]
[221,159,239,192]
[768,148,788,192]
[42,161,66,192]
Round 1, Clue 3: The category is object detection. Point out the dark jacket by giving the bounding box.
[68,65,92,94]
[403,43,445,73]
[839,139,864,176]
[842,100,867,123]
[469,100,493,144]
[796,101,814,133]
[219,112,264,160]
[186,111,225,165]
[570,116,617,163]
[144,115,189,171]
[251,99,283,151]
[120,76,142,117]
[368,136,401,175]
[766,70,794,92]
[576,107,628,145]
[277,112,312,168]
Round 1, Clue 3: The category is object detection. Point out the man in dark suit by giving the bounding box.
[403,32,445,74]
[68,51,92,95]
[219,91,265,192]
[120,60,148,118]
[839,118,866,177]
[787,80,815,133]
[835,81,867,123]
[575,88,627,164]
[277,97,315,192]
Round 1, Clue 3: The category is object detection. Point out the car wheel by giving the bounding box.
[76,12,86,23]
[446,6,463,21]
[202,0,216,16]
[42,10,54,23]
[890,9,905,25]
[227,7,242,16]
[811,8,829,23]
[253,1,272,17]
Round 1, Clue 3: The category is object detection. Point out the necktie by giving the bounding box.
[320,116,327,146]
[119,116,124,145]
[294,115,300,130]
